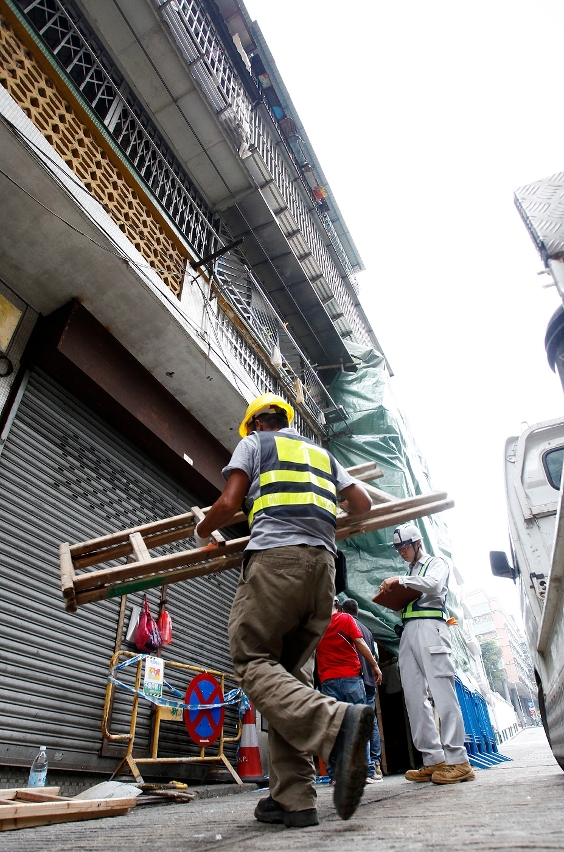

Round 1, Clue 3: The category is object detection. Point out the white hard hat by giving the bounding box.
[392,523,422,547]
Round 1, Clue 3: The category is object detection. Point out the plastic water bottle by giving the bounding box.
[28,746,48,787]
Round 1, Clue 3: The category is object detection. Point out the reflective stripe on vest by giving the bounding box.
[248,433,338,528]
[401,556,448,622]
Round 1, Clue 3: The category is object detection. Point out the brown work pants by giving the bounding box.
[228,545,347,812]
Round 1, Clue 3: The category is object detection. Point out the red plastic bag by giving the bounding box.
[135,596,162,652]
[157,607,172,645]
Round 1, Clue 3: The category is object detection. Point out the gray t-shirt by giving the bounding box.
[222,427,354,554]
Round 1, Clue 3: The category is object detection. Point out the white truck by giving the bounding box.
[491,419,564,769]
[493,171,564,771]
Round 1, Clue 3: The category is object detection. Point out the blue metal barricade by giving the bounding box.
[455,677,511,768]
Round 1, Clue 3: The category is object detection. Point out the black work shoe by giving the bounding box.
[330,704,374,820]
[254,795,319,828]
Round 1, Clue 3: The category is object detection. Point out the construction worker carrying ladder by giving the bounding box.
[378,523,475,785]
[195,393,373,828]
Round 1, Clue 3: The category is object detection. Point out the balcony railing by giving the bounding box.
[252,111,370,345]
[258,94,360,296]
[16,0,369,431]
[157,0,252,154]
[18,0,221,262]
[156,0,371,347]
[196,284,327,441]
[213,248,338,433]
[208,309,319,441]
[19,0,370,347]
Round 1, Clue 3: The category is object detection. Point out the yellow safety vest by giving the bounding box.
[401,556,448,623]
[247,432,338,529]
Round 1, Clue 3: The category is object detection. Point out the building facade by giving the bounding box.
[0,0,383,779]
[466,589,538,727]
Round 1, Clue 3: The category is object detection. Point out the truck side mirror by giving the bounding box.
[489,550,516,580]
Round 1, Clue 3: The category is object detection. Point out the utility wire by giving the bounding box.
[5,114,331,387]
[14,0,352,367]
[107,0,336,363]
[1,116,187,281]
[1,112,289,400]
[1,4,340,410]
[0,163,259,395]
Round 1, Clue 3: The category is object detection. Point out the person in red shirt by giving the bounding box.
[317,599,382,780]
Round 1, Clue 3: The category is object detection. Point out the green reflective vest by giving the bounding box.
[248,432,338,529]
[401,555,448,623]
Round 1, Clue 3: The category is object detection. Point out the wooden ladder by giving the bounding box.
[59,462,453,611]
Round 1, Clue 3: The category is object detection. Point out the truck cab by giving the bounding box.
[492,419,564,769]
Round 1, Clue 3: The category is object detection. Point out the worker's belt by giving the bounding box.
[402,608,448,623]
[401,556,448,623]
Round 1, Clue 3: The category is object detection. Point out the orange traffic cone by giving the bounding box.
[237,704,266,782]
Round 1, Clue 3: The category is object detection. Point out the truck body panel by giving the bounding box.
[502,419,564,767]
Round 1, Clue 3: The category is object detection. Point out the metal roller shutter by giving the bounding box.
[0,370,239,773]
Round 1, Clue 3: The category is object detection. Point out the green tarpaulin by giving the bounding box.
[328,343,471,674]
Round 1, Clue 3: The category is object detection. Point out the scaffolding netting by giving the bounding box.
[327,342,470,672]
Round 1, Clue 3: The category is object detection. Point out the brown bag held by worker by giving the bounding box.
[372,585,421,611]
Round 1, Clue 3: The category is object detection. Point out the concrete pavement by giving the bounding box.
[2,728,563,851]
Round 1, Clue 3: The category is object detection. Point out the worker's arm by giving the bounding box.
[195,469,250,540]
[354,637,382,686]
[339,483,371,515]
[380,558,449,594]
[398,558,449,593]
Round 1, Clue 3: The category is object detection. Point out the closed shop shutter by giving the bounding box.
[0,370,239,773]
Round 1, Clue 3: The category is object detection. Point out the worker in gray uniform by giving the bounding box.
[378,523,475,785]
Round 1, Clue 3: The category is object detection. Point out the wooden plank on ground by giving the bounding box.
[0,787,60,799]
[14,791,71,802]
[0,796,137,832]
[0,805,132,831]
[73,780,143,800]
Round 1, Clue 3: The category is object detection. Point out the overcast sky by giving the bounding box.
[244,0,564,616]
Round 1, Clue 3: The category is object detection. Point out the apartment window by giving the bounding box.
[470,603,490,617]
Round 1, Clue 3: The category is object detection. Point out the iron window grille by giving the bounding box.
[18,0,221,261]
[213,248,338,431]
[156,0,369,345]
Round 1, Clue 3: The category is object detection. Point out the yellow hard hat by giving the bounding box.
[239,393,294,438]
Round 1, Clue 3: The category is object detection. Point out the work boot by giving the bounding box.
[374,763,383,777]
[254,795,319,828]
[431,761,476,785]
[405,761,446,782]
[330,704,374,820]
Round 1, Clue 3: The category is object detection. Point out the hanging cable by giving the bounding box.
[0,164,260,395]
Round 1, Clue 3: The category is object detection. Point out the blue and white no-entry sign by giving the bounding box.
[183,672,225,746]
